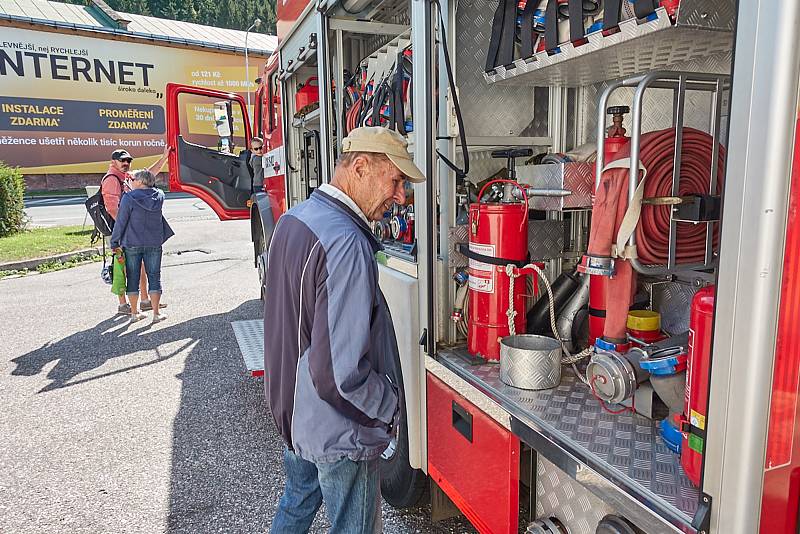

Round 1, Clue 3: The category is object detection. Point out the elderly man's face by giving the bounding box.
[352,156,406,221]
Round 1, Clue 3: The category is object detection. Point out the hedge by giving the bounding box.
[0,161,25,238]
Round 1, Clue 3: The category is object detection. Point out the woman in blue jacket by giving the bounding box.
[110,169,174,324]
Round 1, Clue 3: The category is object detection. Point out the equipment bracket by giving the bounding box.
[691,493,712,533]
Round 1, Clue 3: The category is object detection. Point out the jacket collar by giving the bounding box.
[313,189,383,254]
[318,183,368,224]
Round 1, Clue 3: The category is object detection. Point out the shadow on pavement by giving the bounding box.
[13,298,280,531]
[10,314,183,392]
[163,299,282,532]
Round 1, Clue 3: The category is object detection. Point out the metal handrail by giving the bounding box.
[595,70,731,276]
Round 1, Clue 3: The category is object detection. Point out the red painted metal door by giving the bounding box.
[427,373,520,534]
[761,114,800,533]
[165,83,252,220]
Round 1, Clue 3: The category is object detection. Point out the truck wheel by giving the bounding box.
[254,216,267,300]
[380,402,428,508]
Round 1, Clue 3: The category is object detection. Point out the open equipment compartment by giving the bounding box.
[320,0,419,264]
[426,0,736,531]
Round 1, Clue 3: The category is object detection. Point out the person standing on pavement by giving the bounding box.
[263,126,426,534]
[102,146,170,314]
[249,137,265,192]
[110,169,174,324]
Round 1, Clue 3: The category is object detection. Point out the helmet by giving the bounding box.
[101,265,112,285]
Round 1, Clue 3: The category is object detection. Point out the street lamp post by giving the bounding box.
[245,18,262,114]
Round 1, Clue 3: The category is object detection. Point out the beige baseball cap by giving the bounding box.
[341,126,426,183]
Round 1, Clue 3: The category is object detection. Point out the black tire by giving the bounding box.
[253,216,267,301]
[380,400,428,508]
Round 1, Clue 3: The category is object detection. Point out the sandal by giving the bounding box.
[141,300,167,311]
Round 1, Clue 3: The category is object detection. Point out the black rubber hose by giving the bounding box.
[526,270,581,334]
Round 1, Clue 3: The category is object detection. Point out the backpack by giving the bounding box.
[85,174,121,242]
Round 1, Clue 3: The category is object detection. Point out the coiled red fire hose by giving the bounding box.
[587,127,725,340]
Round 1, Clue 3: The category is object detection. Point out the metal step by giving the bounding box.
[231,319,264,376]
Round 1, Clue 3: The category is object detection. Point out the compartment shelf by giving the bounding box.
[484,3,734,87]
[434,347,700,533]
[292,107,320,128]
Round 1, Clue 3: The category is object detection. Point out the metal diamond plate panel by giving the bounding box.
[565,88,578,149]
[437,349,700,521]
[645,281,699,335]
[448,224,469,268]
[449,220,565,268]
[456,0,539,137]
[580,77,730,148]
[231,319,264,375]
[528,220,565,261]
[535,457,616,534]
[515,163,594,210]
[459,147,508,184]
[676,0,736,31]
[522,87,550,138]
[485,5,733,87]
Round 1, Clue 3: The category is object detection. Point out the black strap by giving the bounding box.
[568,0,585,42]
[603,0,622,30]
[520,0,537,58]
[457,242,529,268]
[485,0,507,70]
[434,0,470,182]
[497,0,517,66]
[633,0,656,19]
[100,172,124,189]
[371,81,387,126]
[544,0,559,51]
[391,52,407,135]
[588,306,607,318]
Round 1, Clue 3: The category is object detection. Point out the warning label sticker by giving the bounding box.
[468,242,495,294]
[469,274,494,293]
[468,242,495,272]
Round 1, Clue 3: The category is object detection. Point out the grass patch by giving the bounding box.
[0,252,103,279]
[0,225,96,263]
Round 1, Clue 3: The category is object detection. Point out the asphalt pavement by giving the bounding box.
[0,205,474,532]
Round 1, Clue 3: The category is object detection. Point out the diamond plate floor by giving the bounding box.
[437,348,699,522]
[231,319,264,376]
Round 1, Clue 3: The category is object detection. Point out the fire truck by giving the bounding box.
[164,0,800,532]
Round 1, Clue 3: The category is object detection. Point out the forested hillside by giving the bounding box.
[64,0,277,33]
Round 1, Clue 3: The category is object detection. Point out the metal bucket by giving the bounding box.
[500,335,562,390]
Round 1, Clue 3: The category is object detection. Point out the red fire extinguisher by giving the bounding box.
[588,106,631,346]
[467,180,529,360]
[682,285,715,486]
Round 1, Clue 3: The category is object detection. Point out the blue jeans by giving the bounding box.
[123,246,162,295]
[270,448,381,534]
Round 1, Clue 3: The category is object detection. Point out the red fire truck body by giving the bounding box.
[166,1,800,532]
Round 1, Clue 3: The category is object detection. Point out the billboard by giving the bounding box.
[0,26,265,174]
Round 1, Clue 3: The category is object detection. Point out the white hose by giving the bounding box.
[454,283,470,339]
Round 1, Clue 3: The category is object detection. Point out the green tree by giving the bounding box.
[61,0,276,33]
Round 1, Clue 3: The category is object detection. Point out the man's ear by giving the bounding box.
[351,155,370,180]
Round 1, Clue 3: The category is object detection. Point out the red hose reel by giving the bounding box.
[582,127,725,341]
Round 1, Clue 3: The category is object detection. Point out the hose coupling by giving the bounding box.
[577,254,615,276]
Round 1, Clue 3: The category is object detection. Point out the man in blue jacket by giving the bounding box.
[264,127,425,533]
